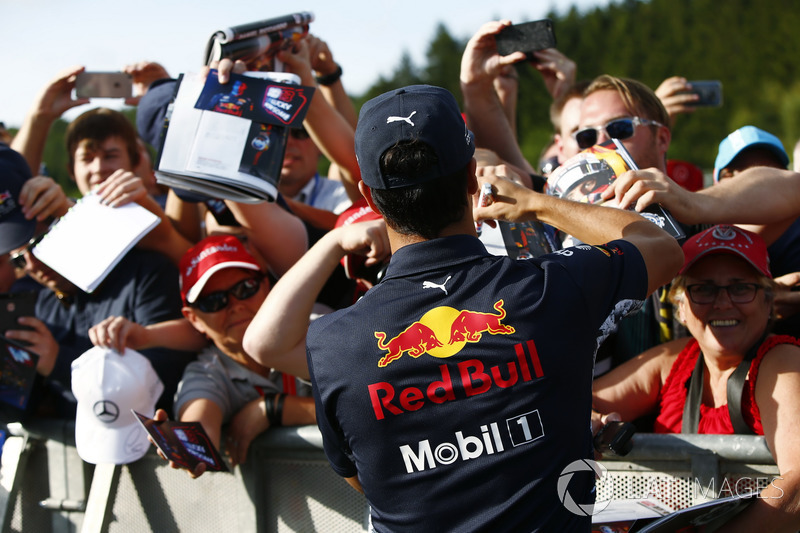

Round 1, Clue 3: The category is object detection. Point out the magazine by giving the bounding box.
[479,220,559,260]
[546,139,685,240]
[0,335,39,410]
[133,410,228,473]
[203,12,314,70]
[154,70,315,204]
[633,491,757,532]
[591,492,758,532]
[30,192,160,293]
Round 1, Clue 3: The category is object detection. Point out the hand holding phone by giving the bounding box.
[593,420,635,456]
[75,72,133,99]
[0,292,38,346]
[495,19,557,60]
[683,80,723,107]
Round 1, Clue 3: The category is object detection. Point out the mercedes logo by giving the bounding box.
[93,400,120,423]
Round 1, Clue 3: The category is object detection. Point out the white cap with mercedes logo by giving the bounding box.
[71,346,163,464]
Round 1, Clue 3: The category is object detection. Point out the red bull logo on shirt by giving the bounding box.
[374,299,515,367]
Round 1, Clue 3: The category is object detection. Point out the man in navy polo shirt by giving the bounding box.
[244,84,683,532]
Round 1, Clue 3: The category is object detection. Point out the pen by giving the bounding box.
[475,182,493,235]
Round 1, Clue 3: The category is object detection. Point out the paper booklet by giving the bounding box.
[203,12,314,69]
[0,335,39,410]
[155,70,315,204]
[592,491,758,532]
[30,192,160,293]
[479,220,560,260]
[546,139,685,240]
[133,410,228,473]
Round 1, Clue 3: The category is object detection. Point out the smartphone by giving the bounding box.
[75,72,133,99]
[593,420,635,456]
[495,19,557,59]
[685,80,723,107]
[0,292,38,344]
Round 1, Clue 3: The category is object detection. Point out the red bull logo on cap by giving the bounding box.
[374,300,515,367]
[0,190,18,219]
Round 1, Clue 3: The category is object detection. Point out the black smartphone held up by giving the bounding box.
[593,420,636,456]
[495,19,557,59]
[0,292,38,345]
[685,80,723,107]
[75,72,133,99]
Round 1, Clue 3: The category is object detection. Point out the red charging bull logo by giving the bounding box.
[374,299,516,367]
[0,190,17,217]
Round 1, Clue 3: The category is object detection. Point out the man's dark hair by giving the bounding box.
[66,108,141,175]
[370,139,470,240]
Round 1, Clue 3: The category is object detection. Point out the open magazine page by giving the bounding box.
[634,491,757,532]
[155,70,315,204]
[547,140,685,240]
[479,221,559,259]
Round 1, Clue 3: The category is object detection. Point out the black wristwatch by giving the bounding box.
[315,64,343,86]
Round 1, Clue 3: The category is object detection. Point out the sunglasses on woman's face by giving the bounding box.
[191,277,263,313]
[572,116,664,150]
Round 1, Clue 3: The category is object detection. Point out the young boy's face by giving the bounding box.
[71,136,133,194]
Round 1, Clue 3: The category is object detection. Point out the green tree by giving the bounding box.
[422,24,467,106]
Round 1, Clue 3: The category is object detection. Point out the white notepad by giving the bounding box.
[31,193,160,293]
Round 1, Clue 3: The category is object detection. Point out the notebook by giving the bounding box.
[31,192,160,293]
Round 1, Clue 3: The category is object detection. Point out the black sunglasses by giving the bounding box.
[8,228,51,269]
[572,116,664,150]
[191,276,264,313]
[289,128,310,141]
[685,283,762,305]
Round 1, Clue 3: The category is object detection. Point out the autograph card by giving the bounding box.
[133,410,228,472]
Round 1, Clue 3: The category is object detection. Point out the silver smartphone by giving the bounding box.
[75,72,133,99]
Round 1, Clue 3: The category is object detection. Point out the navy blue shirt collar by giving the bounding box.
[382,234,489,281]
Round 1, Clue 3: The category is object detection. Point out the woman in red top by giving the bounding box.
[593,224,800,532]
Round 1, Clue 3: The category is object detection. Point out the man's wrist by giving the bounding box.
[315,64,342,86]
[264,393,284,427]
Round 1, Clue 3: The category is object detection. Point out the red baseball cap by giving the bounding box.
[680,225,771,278]
[666,159,704,192]
[179,234,261,304]
[334,198,384,279]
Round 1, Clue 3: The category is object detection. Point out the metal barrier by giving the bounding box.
[598,433,778,511]
[0,421,779,532]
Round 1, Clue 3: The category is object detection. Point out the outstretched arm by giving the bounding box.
[243,219,389,377]
[278,38,361,203]
[530,48,577,101]
[223,200,308,278]
[603,166,800,245]
[474,165,684,295]
[11,65,89,174]
[89,316,207,354]
[306,35,358,128]
[460,21,534,176]
[654,76,698,126]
